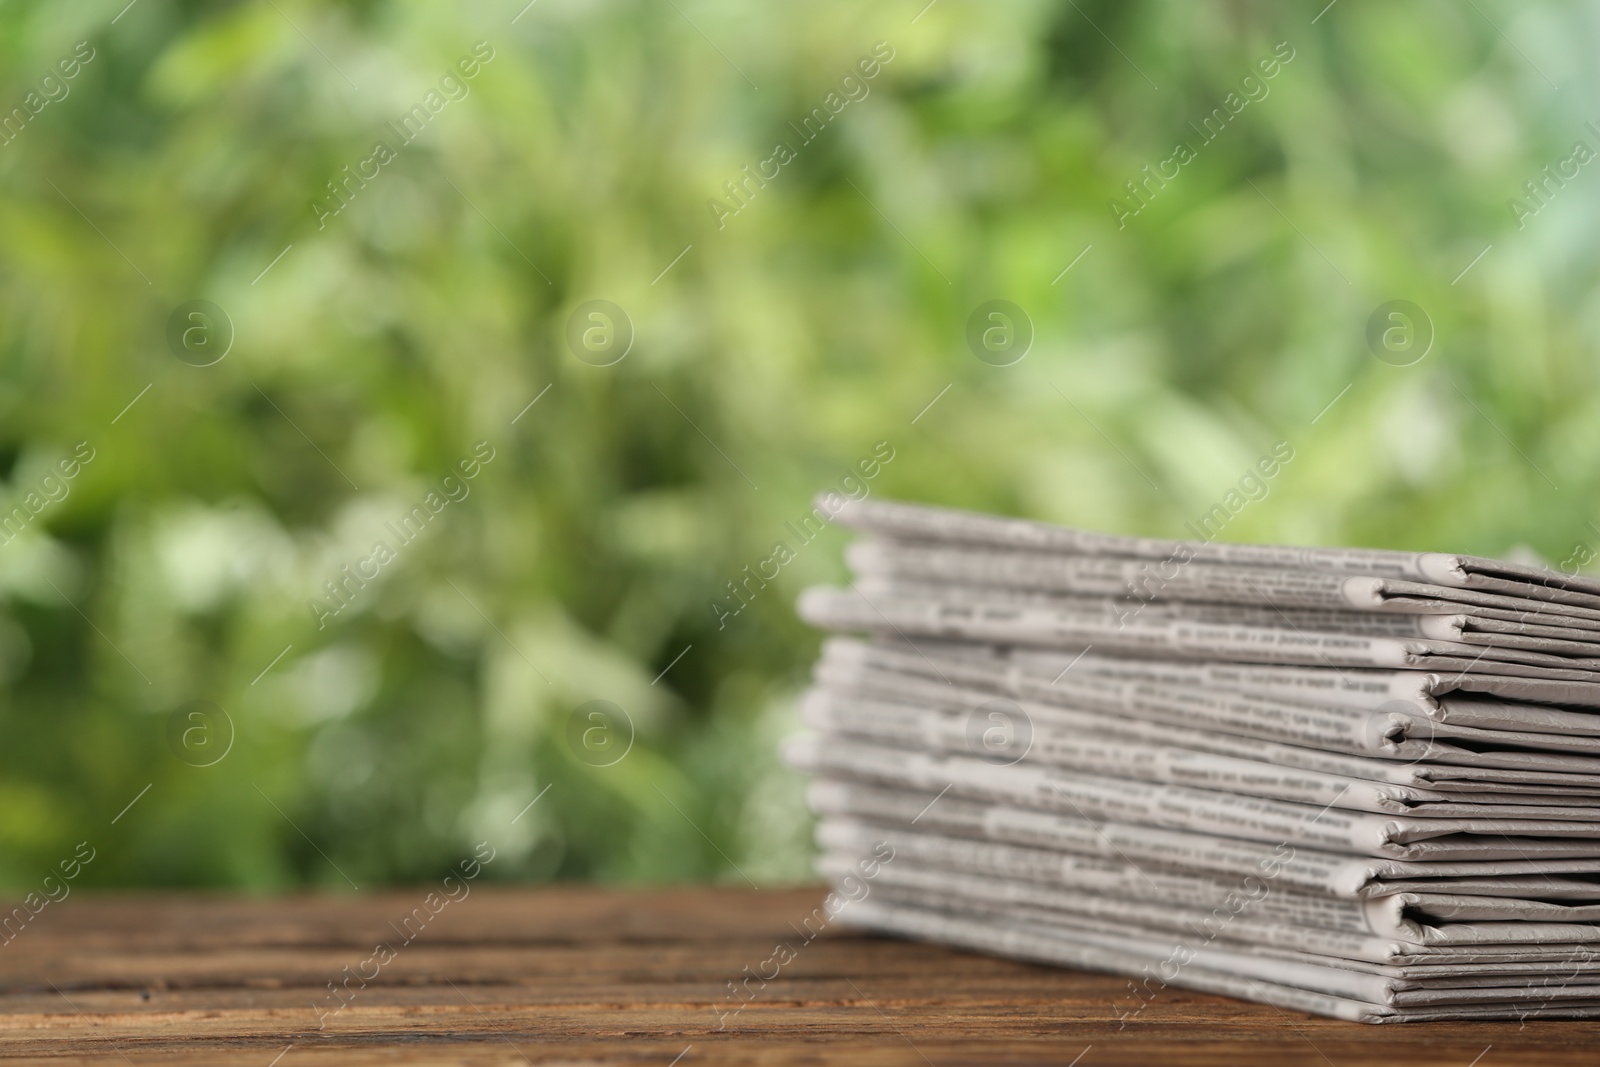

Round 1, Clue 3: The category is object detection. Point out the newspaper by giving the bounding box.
[826,636,1600,735]
[815,639,1600,769]
[835,899,1600,1022]
[853,573,1600,647]
[791,497,1600,1022]
[806,782,1600,899]
[802,598,1600,708]
[814,643,1600,788]
[901,637,1600,716]
[852,573,1600,663]
[880,879,1600,982]
[798,586,1600,681]
[840,897,1397,1022]
[819,857,1600,953]
[846,540,1600,628]
[816,821,1600,947]
[800,688,1600,816]
[826,496,1600,608]
[859,889,1600,998]
[784,735,1600,860]
[814,846,1379,938]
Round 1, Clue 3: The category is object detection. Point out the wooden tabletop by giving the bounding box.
[1,885,1596,1065]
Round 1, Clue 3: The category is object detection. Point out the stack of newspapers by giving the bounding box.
[785,497,1600,1024]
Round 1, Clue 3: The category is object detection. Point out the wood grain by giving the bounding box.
[0,885,1595,1065]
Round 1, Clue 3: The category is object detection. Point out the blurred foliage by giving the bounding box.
[0,0,1595,889]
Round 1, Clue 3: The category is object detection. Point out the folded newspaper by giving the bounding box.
[786,496,1600,1024]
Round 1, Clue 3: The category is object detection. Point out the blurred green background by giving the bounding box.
[0,0,1594,890]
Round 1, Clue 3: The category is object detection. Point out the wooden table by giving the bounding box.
[2,886,1596,1065]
